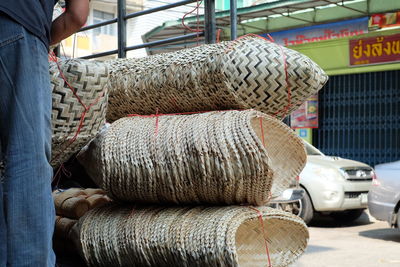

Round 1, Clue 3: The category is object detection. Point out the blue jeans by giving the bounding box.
[0,15,55,266]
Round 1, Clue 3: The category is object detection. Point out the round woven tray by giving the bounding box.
[105,35,328,122]
[77,110,306,205]
[50,59,109,167]
[79,204,309,267]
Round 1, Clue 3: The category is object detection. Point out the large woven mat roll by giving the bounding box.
[50,59,109,167]
[106,35,328,122]
[77,110,306,205]
[79,204,309,267]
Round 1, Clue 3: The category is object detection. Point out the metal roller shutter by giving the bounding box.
[315,70,400,167]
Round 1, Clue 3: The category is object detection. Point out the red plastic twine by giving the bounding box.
[52,162,73,188]
[128,109,251,139]
[49,52,106,181]
[154,108,160,136]
[228,33,292,118]
[216,29,222,43]
[248,206,272,267]
[274,44,292,118]
[181,0,203,45]
[128,108,268,149]
[127,110,219,118]
[259,117,265,146]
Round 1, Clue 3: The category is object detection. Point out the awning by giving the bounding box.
[142,0,400,54]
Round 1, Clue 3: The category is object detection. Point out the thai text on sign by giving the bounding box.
[262,17,368,46]
[282,29,365,46]
[350,33,400,66]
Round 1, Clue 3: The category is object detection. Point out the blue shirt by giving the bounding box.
[0,0,58,48]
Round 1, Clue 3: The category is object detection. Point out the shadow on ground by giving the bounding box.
[303,244,335,254]
[359,228,400,242]
[308,211,373,228]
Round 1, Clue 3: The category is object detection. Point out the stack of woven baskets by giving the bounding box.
[52,188,112,254]
[76,109,310,267]
[51,35,328,266]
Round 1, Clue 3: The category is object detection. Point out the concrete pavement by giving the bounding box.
[294,211,400,267]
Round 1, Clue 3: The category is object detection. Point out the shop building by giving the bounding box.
[291,25,400,166]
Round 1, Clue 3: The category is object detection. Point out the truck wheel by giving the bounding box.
[299,190,314,225]
[330,209,364,223]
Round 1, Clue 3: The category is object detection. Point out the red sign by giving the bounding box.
[349,33,400,66]
[291,95,318,129]
[369,12,400,29]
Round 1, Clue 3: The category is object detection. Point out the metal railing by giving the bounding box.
[76,0,238,60]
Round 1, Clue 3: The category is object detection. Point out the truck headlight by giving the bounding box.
[313,168,339,182]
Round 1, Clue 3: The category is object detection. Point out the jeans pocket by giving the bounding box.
[0,33,23,48]
[0,16,24,48]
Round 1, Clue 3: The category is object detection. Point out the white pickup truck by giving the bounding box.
[276,141,374,224]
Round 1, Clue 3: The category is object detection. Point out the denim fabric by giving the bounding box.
[0,15,55,267]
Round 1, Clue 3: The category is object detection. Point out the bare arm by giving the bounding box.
[50,0,90,45]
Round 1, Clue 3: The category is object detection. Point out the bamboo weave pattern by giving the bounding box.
[79,204,309,267]
[106,36,328,122]
[78,110,306,205]
[50,59,109,167]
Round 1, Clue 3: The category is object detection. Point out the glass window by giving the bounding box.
[93,10,116,36]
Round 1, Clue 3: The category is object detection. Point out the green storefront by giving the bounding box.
[290,28,400,166]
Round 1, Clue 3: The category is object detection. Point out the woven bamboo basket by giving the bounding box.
[83,188,106,196]
[53,216,81,255]
[55,216,77,240]
[79,204,309,267]
[77,110,306,205]
[86,194,111,209]
[50,59,109,167]
[53,189,91,219]
[52,188,112,218]
[105,35,328,122]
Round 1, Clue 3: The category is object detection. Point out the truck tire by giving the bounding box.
[299,190,314,225]
[330,209,364,223]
